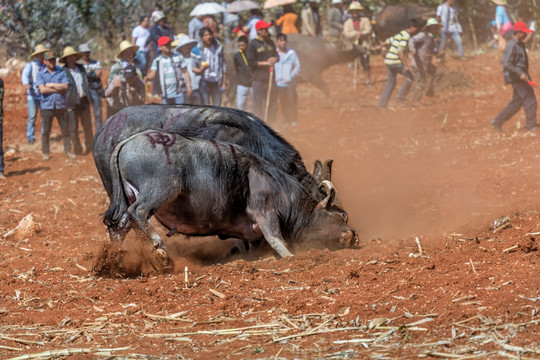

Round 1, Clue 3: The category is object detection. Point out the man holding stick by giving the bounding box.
[247,20,278,121]
[491,21,537,133]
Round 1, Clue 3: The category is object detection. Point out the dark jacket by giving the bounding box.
[63,63,92,109]
[246,37,278,82]
[234,51,253,87]
[502,37,530,85]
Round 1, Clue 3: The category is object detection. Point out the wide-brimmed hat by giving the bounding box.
[174,35,198,52]
[31,44,51,58]
[116,40,139,58]
[492,0,507,5]
[348,1,364,11]
[58,46,83,64]
[424,18,442,29]
[78,43,92,53]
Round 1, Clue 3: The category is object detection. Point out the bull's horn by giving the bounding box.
[313,160,323,182]
[323,159,334,181]
[316,180,336,210]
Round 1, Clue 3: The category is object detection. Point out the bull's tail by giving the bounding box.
[103,130,156,228]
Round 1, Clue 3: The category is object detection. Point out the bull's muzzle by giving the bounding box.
[340,229,359,247]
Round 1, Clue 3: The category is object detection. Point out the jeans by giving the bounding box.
[135,50,150,76]
[162,93,185,105]
[41,108,71,155]
[26,98,41,143]
[378,64,404,108]
[67,97,94,154]
[276,85,297,124]
[89,88,102,133]
[440,31,464,57]
[252,80,276,121]
[200,80,222,106]
[236,85,252,111]
[493,81,538,130]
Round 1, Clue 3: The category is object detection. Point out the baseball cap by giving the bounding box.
[514,21,533,34]
[43,51,56,61]
[255,20,272,31]
[123,64,137,78]
[158,36,172,47]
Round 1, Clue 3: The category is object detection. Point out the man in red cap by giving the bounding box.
[145,36,191,104]
[491,21,537,133]
[246,20,279,120]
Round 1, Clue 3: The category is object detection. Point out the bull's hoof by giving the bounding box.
[155,248,170,266]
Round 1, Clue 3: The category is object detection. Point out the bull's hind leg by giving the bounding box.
[126,200,170,265]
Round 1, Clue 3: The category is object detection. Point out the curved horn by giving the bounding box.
[323,159,334,181]
[316,180,336,210]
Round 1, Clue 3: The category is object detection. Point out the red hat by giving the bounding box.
[255,20,272,32]
[158,36,172,47]
[514,21,533,34]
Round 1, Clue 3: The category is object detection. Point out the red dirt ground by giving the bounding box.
[0,52,539,359]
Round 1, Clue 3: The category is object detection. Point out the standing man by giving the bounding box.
[233,36,253,111]
[436,0,464,59]
[275,34,301,125]
[301,0,321,37]
[21,44,49,144]
[79,44,104,132]
[326,0,343,42]
[191,28,226,106]
[35,51,75,161]
[60,46,93,155]
[247,20,279,120]
[145,36,192,104]
[491,22,537,133]
[131,15,151,76]
[245,9,262,40]
[376,19,420,108]
[150,11,174,60]
[343,2,372,85]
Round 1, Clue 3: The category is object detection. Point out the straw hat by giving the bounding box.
[116,40,139,59]
[348,1,364,11]
[492,0,507,5]
[58,46,83,64]
[31,44,51,58]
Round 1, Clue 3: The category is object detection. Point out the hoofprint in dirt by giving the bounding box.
[0,52,539,358]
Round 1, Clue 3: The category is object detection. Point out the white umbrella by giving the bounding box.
[226,0,259,13]
[263,0,296,9]
[190,2,226,16]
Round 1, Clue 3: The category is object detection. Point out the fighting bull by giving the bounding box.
[104,130,356,261]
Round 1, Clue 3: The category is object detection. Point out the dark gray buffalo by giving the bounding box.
[93,104,351,248]
[375,4,434,40]
[105,130,356,261]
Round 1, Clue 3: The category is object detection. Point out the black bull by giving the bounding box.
[93,104,356,257]
[104,130,356,260]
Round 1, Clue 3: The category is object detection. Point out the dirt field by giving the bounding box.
[1,52,539,359]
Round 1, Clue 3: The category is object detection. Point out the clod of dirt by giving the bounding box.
[2,214,39,240]
[519,237,538,253]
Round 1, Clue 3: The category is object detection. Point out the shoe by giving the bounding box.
[66,152,76,160]
[0,173,6,179]
[490,120,503,133]
[42,153,50,161]
[28,139,35,144]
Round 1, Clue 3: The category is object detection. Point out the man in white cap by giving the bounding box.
[326,0,343,42]
[150,11,174,60]
[21,44,49,144]
[301,0,321,37]
[79,43,104,132]
[397,18,442,102]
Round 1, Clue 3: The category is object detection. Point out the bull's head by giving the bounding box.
[313,180,357,248]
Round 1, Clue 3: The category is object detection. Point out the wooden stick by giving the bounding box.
[264,68,274,122]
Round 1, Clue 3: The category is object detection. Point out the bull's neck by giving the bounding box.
[331,48,357,66]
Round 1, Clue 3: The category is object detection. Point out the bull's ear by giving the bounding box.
[313,160,323,183]
[316,180,336,210]
[323,159,334,182]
